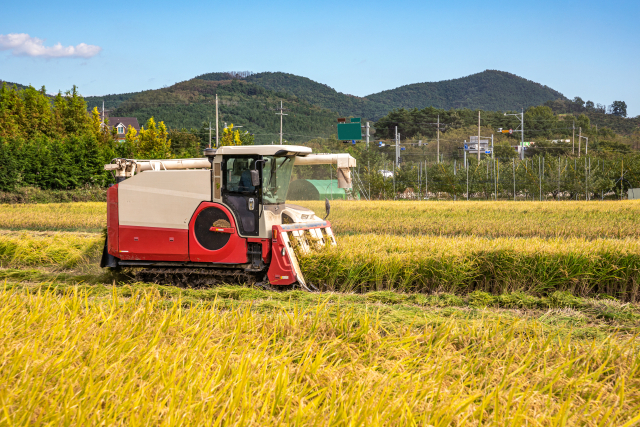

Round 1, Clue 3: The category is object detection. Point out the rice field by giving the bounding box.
[3,200,640,239]
[0,202,105,231]
[297,200,640,239]
[1,286,640,425]
[2,200,640,425]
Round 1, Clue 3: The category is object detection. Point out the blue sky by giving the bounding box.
[1,0,638,116]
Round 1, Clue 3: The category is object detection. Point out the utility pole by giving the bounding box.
[477,111,481,162]
[395,126,400,168]
[365,122,370,149]
[437,115,440,163]
[520,108,524,161]
[208,121,212,148]
[572,120,575,155]
[276,101,288,144]
[578,127,582,157]
[215,94,219,148]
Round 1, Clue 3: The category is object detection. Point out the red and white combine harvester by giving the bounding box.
[101,145,356,290]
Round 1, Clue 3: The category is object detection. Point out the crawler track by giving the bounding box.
[132,267,296,291]
[134,267,265,287]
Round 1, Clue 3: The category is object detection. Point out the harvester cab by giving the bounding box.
[101,145,356,290]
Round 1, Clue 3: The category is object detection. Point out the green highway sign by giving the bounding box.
[337,118,362,141]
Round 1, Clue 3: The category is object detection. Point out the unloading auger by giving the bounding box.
[100,145,356,290]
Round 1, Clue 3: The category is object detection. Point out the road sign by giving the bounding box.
[509,129,513,135]
[485,150,491,154]
[338,118,362,141]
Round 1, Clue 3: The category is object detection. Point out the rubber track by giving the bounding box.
[134,267,266,288]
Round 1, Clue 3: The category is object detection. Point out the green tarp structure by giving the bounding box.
[288,179,347,200]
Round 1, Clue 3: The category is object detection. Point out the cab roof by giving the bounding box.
[214,145,312,156]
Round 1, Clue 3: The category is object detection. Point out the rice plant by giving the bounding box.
[2,200,640,239]
[296,200,640,239]
[0,202,105,231]
[0,287,639,426]
[300,234,640,300]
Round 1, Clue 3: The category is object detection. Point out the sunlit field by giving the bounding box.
[1,200,640,425]
[1,286,640,425]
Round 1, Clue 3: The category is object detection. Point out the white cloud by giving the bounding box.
[0,33,101,58]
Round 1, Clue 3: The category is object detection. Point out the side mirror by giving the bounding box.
[324,198,330,220]
[250,170,260,187]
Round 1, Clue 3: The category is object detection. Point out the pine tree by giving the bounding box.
[0,83,25,139]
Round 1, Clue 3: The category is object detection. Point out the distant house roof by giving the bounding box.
[108,117,140,133]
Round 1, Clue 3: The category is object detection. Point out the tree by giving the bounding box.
[0,83,24,139]
[610,101,627,118]
[168,129,201,158]
[220,124,243,146]
[136,117,172,159]
[58,85,90,136]
[524,105,557,140]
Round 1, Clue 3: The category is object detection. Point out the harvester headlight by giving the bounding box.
[301,214,309,219]
[281,248,286,256]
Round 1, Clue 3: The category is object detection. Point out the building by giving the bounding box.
[106,117,140,142]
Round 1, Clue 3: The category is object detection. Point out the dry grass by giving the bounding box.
[1,286,639,426]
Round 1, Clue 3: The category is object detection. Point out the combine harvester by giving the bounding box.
[101,145,356,290]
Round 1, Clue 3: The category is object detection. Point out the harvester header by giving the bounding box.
[101,145,356,290]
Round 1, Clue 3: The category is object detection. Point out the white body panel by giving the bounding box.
[118,170,210,229]
[293,153,356,168]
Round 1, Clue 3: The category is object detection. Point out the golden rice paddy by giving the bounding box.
[1,200,640,425]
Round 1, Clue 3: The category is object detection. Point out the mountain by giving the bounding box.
[5,70,585,137]
[366,70,567,114]
[195,71,392,121]
[87,78,339,145]
[198,70,569,120]
[0,80,30,91]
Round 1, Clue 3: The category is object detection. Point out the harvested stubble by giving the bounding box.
[300,234,640,300]
[1,287,639,426]
[294,200,640,239]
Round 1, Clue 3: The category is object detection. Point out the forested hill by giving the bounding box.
[197,70,568,120]
[196,72,393,120]
[365,70,567,113]
[100,78,339,145]
[0,80,30,91]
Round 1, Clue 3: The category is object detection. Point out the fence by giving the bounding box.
[351,156,640,201]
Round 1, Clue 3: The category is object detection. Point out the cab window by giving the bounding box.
[224,157,257,193]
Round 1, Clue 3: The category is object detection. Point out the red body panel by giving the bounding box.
[267,225,297,286]
[107,185,119,257]
[189,202,248,264]
[118,226,189,261]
